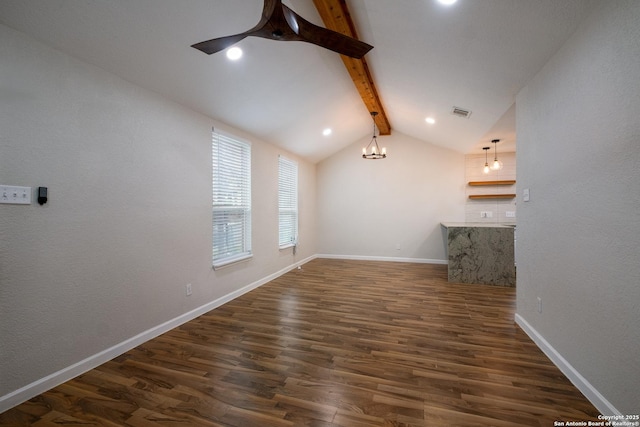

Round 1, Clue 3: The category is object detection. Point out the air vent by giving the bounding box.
[451,106,472,118]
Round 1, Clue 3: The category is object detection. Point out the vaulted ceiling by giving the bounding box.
[0,0,595,163]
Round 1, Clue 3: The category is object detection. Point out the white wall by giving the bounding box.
[515,0,640,415]
[0,24,316,409]
[316,132,465,262]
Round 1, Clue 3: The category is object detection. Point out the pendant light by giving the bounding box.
[362,112,386,159]
[491,139,503,170]
[482,147,491,174]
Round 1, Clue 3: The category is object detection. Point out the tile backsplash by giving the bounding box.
[465,151,516,223]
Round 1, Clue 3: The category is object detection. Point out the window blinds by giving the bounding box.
[278,156,298,248]
[212,131,251,267]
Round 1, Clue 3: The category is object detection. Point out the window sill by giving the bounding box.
[279,243,297,251]
[213,253,252,270]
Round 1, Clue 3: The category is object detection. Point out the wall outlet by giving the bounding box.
[185,283,192,296]
[481,211,493,218]
[537,297,542,313]
[395,243,401,251]
[506,211,516,218]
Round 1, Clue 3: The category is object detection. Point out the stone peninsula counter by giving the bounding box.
[441,223,515,287]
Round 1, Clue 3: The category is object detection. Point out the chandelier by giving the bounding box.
[362,112,386,159]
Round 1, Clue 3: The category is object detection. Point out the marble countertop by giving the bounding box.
[441,222,516,229]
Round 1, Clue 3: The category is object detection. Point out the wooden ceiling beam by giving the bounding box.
[312,0,391,135]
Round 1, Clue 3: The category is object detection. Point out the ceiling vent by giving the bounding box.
[451,106,472,118]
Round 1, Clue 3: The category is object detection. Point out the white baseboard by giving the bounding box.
[0,255,316,413]
[514,313,619,416]
[317,253,448,265]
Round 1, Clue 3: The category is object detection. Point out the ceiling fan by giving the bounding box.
[191,0,373,59]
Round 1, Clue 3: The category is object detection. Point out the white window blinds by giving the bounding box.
[278,155,298,248]
[212,131,251,268]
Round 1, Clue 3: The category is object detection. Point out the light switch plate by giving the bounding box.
[0,185,32,205]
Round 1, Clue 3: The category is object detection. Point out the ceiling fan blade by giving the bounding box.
[192,0,279,54]
[282,4,373,59]
[191,33,250,55]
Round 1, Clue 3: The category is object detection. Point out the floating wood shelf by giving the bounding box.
[469,194,516,199]
[468,180,516,186]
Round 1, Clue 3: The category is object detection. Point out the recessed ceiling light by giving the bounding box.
[438,0,457,5]
[426,117,436,125]
[226,47,243,60]
[322,128,332,136]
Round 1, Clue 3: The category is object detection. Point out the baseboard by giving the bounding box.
[514,313,619,416]
[317,253,448,265]
[0,255,316,413]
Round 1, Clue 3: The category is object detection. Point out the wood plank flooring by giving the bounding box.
[1,259,600,426]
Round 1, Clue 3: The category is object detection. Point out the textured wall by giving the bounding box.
[316,132,465,262]
[0,24,316,405]
[515,0,640,414]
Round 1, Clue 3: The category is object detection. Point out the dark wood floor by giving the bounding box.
[1,259,600,426]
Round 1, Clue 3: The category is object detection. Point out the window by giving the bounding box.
[278,155,298,248]
[212,130,251,268]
